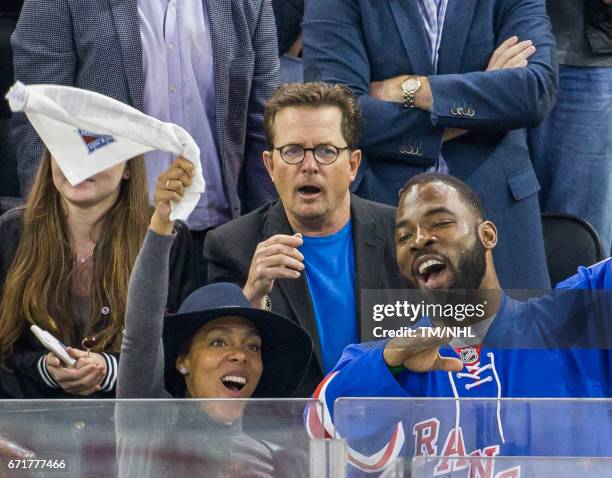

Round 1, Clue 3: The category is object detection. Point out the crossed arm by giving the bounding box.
[369,37,537,143]
[303,0,557,161]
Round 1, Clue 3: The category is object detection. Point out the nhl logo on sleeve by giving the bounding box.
[78,129,115,154]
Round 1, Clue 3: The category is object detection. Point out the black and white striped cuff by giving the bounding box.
[37,353,118,392]
[37,354,60,388]
[100,353,118,392]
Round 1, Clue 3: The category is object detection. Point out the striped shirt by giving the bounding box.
[138,0,231,230]
[416,0,449,173]
[416,0,449,73]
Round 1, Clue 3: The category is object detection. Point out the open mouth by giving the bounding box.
[297,185,322,197]
[221,375,247,393]
[413,256,451,289]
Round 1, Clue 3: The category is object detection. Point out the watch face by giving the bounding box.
[403,78,419,92]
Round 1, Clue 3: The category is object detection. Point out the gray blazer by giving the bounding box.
[12,0,279,214]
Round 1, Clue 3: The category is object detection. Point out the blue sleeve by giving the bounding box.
[428,0,557,131]
[555,258,612,290]
[307,341,408,438]
[485,288,612,349]
[306,341,412,474]
[302,0,445,164]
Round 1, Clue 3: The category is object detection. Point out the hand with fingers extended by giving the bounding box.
[486,36,536,71]
[243,234,305,309]
[45,348,108,396]
[383,335,463,373]
[151,157,195,235]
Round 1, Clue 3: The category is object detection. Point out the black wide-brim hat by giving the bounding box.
[163,282,313,398]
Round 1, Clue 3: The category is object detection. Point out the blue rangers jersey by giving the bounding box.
[306,259,612,476]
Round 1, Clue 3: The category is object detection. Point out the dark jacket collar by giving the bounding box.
[261,195,391,366]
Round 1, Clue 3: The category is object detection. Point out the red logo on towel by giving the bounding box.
[78,129,115,154]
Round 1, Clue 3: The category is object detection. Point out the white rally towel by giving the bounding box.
[5,81,205,222]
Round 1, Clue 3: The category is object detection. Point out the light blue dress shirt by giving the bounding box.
[417,0,449,73]
[138,0,231,230]
[417,0,450,174]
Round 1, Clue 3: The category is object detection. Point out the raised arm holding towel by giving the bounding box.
[115,158,312,477]
[0,84,199,397]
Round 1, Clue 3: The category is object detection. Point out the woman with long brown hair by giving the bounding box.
[0,149,196,398]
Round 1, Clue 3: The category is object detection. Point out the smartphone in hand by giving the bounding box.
[30,325,76,367]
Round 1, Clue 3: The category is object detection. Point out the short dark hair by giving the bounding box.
[399,173,487,220]
[263,82,361,150]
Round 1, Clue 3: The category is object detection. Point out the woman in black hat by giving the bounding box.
[115,157,313,477]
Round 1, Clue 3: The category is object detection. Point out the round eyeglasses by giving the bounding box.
[274,143,350,165]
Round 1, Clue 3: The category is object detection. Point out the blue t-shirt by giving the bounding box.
[300,220,358,373]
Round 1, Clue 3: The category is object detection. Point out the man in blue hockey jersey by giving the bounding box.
[306,173,612,476]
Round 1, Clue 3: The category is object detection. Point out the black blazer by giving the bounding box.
[204,194,407,396]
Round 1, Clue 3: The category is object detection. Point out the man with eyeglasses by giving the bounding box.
[203,82,406,396]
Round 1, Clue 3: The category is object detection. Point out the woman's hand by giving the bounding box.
[45,348,107,396]
[151,157,195,235]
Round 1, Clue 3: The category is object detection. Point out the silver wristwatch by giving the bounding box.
[401,76,421,109]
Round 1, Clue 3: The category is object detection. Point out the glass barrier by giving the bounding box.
[333,398,612,477]
[0,399,323,478]
[411,455,612,477]
[3,398,610,477]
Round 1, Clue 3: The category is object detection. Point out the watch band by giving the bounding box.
[403,86,415,109]
[402,77,420,109]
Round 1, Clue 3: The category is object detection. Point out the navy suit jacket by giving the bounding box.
[12,0,279,215]
[303,0,557,289]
